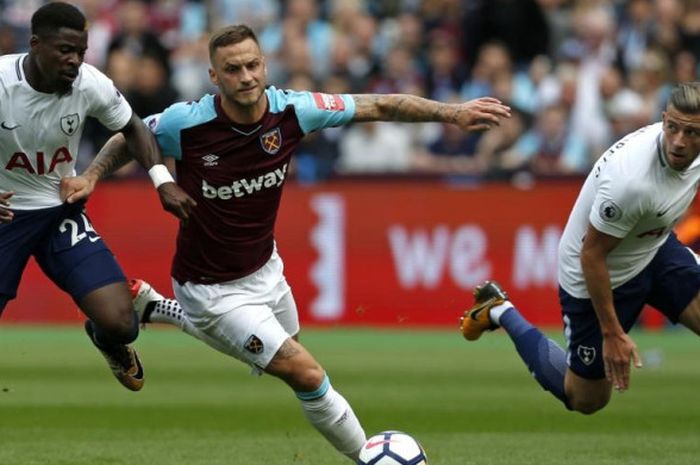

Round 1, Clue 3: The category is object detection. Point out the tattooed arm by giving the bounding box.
[59,132,129,204]
[84,132,131,182]
[60,126,196,221]
[352,94,511,131]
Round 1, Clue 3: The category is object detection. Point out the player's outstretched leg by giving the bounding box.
[266,339,366,461]
[130,279,205,337]
[85,319,144,391]
[130,279,182,325]
[460,281,570,408]
[297,373,366,461]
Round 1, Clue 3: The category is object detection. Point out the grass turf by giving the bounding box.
[0,325,698,465]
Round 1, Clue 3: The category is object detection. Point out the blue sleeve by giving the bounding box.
[266,87,355,134]
[141,95,217,160]
[142,109,184,160]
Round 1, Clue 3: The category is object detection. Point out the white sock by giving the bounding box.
[149,299,184,325]
[149,299,207,342]
[298,377,366,460]
[489,300,514,326]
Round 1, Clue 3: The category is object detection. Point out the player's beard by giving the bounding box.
[234,86,263,107]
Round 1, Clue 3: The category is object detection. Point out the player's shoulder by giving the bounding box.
[266,85,351,113]
[0,54,25,87]
[70,62,117,98]
[157,94,218,130]
[601,123,660,173]
[608,122,661,158]
[598,124,660,184]
[265,86,314,113]
[74,62,108,86]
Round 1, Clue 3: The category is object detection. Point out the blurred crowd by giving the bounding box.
[1,0,698,184]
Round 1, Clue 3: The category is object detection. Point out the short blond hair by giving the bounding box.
[669,82,700,114]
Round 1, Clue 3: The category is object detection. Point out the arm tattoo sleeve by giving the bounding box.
[84,134,131,180]
[352,94,454,123]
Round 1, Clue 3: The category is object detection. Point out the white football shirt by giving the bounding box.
[0,53,132,210]
[559,122,700,298]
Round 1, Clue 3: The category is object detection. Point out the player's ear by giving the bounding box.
[208,67,218,87]
[29,34,40,50]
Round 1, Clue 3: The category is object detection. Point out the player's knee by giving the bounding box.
[105,307,139,344]
[278,361,324,393]
[568,394,609,415]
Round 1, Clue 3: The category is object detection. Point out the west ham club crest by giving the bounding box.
[260,127,282,155]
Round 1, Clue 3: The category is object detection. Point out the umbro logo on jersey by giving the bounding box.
[202,154,219,167]
[60,113,80,136]
[1,121,20,130]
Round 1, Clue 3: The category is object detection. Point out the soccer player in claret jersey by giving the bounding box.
[461,82,700,414]
[75,24,510,460]
[0,2,195,391]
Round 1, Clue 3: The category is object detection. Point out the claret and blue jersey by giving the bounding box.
[145,86,355,284]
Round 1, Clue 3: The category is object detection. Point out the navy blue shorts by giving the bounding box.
[0,201,125,314]
[560,233,700,380]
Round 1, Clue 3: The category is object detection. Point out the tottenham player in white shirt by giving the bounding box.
[461,82,700,414]
[0,2,195,391]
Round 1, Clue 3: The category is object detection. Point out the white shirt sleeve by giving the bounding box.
[589,167,647,238]
[83,64,133,131]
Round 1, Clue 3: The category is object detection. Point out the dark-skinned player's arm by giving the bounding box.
[351,94,511,131]
[60,113,196,221]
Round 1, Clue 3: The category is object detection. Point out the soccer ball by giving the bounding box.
[357,431,428,465]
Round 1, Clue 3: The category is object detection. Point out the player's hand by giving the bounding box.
[602,332,642,392]
[454,97,511,132]
[0,191,14,223]
[60,175,96,203]
[157,182,197,223]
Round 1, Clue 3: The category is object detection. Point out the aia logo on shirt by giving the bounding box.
[312,93,345,111]
[260,127,282,155]
[4,147,73,175]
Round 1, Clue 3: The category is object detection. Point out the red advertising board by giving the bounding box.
[3,180,665,328]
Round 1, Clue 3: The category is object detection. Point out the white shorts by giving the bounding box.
[172,247,300,372]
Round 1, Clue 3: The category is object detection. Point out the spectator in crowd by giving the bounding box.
[260,0,334,82]
[171,33,217,101]
[500,103,588,176]
[337,121,418,174]
[108,0,170,75]
[424,29,467,102]
[604,89,651,146]
[5,0,700,183]
[71,0,118,68]
[413,122,485,177]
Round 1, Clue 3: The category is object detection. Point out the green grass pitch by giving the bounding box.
[0,325,699,465]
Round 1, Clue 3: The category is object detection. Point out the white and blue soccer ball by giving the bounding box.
[357,431,428,465]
